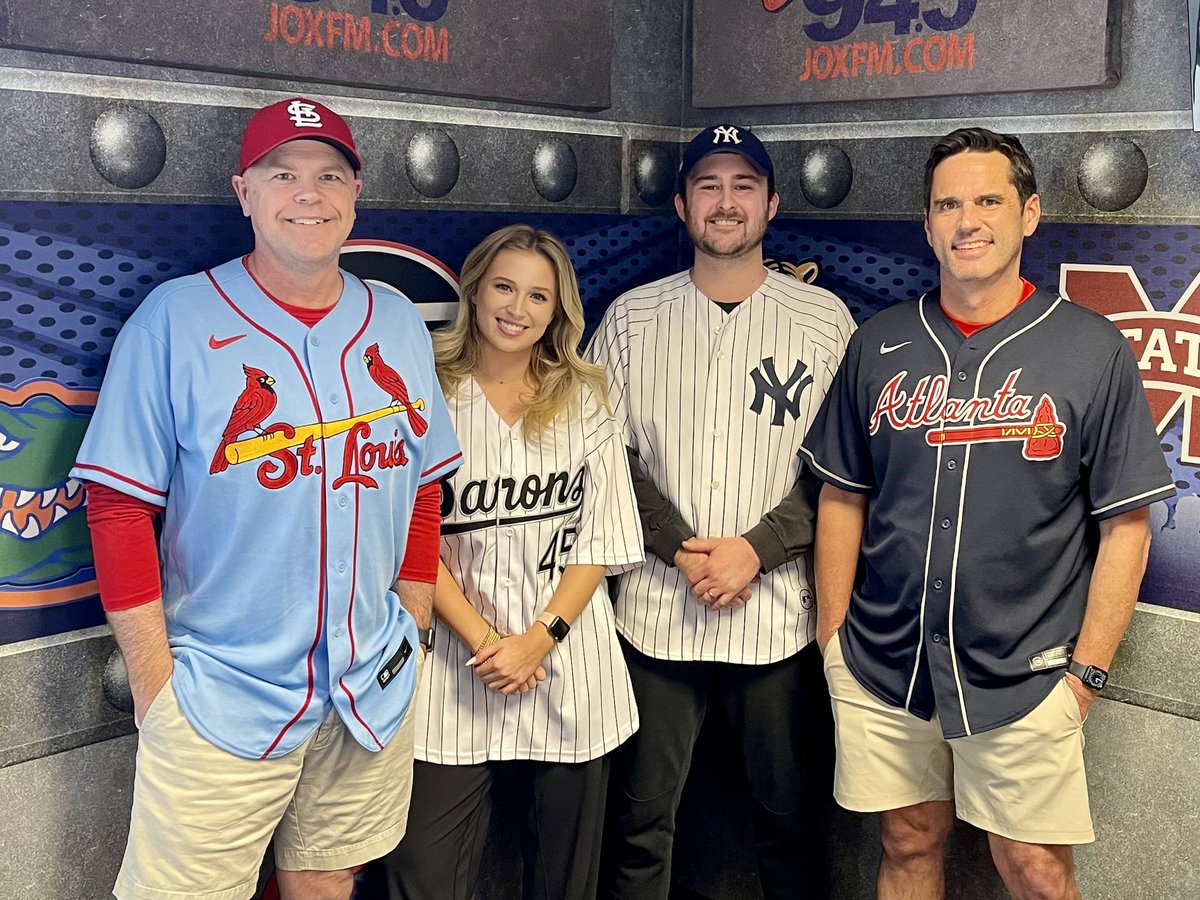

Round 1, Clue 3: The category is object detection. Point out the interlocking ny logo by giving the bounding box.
[749,357,813,425]
[287,100,324,128]
[713,126,742,145]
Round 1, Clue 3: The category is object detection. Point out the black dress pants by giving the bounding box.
[367,755,609,900]
[604,639,834,900]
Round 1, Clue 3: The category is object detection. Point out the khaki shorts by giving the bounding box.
[823,634,1093,845]
[114,673,418,900]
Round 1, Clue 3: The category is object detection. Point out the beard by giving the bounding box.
[686,211,769,261]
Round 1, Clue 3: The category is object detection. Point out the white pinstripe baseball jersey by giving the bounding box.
[413,379,643,764]
[588,268,855,664]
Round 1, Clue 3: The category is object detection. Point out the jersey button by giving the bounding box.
[946,460,957,470]
[333,626,344,638]
[933,579,944,589]
[932,633,942,643]
[337,562,347,573]
[715,351,725,360]
[310,335,321,347]
[338,496,348,508]
[502,578,513,588]
[329,394,339,405]
[712,429,721,437]
[504,527,515,537]
[940,518,951,529]
[956,371,967,381]
[710,480,721,489]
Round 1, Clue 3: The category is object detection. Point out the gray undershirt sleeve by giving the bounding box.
[627,446,819,573]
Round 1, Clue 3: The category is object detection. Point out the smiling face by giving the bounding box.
[676,153,779,262]
[924,150,1040,302]
[472,248,559,365]
[231,140,362,276]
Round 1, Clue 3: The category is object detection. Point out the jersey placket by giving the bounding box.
[306,334,358,716]
[698,306,730,530]
[922,332,982,737]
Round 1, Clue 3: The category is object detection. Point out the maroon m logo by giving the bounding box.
[1060,264,1200,464]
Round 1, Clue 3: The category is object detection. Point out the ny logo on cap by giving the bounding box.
[287,100,324,129]
[713,126,742,145]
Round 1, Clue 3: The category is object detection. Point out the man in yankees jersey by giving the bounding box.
[72,98,461,900]
[589,125,855,899]
[802,128,1174,899]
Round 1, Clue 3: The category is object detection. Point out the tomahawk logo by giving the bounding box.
[1061,264,1200,464]
[749,357,813,425]
[287,100,323,128]
[713,126,742,145]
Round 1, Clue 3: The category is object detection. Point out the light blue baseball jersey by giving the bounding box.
[72,257,462,759]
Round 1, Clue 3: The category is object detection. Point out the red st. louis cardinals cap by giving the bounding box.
[239,97,363,174]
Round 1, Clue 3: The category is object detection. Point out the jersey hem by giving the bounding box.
[414,725,636,765]
[615,624,812,665]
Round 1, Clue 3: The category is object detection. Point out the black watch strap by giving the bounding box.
[417,627,434,651]
[1068,660,1108,691]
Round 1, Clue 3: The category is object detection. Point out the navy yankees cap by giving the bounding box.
[677,125,775,196]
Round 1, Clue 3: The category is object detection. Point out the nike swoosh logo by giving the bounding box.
[879,341,911,355]
[209,334,246,350]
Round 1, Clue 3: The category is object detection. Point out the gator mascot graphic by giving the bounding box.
[0,381,98,640]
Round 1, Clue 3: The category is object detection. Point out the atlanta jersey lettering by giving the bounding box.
[72,257,463,759]
[801,289,1175,737]
[414,381,643,764]
[588,269,855,664]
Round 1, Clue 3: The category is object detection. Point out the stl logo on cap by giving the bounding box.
[713,126,742,145]
[287,100,324,129]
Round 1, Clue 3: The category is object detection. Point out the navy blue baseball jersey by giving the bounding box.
[801,288,1175,737]
[72,257,462,759]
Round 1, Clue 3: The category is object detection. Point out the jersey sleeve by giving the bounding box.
[563,397,644,573]
[70,316,175,505]
[584,301,635,450]
[413,338,463,486]
[799,331,874,493]
[1081,339,1176,519]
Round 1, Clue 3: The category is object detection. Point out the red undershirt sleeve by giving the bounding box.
[397,480,442,584]
[84,483,163,612]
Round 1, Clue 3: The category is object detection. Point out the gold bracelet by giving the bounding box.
[474,627,501,656]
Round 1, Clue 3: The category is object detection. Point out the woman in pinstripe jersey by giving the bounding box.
[371,225,644,900]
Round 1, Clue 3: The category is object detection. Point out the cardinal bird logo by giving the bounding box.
[210,365,279,474]
[364,342,428,437]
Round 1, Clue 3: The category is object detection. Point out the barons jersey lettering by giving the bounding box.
[589,269,855,664]
[72,258,462,759]
[414,380,643,764]
[801,289,1175,737]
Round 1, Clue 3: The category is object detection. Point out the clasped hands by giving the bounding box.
[470,627,554,696]
[675,535,761,610]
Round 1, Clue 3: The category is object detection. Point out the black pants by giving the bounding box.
[604,640,834,900]
[366,756,610,900]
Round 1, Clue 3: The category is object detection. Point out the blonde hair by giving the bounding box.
[433,224,609,440]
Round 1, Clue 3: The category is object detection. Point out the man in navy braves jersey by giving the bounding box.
[72,98,461,900]
[802,128,1174,899]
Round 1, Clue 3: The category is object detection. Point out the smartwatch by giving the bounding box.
[536,612,571,643]
[1067,660,1108,691]
[417,627,434,653]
